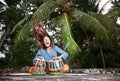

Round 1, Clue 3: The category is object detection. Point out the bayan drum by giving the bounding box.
[48,57,64,72]
[33,56,46,74]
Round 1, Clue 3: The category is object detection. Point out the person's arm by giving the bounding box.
[54,46,68,60]
[32,49,42,63]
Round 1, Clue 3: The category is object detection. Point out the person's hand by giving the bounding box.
[54,56,62,60]
[33,61,36,65]
[37,56,44,60]
[33,56,45,66]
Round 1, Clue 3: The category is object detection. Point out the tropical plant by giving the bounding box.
[68,0,120,68]
[105,0,120,23]
[14,0,117,60]
[103,0,120,68]
[0,0,38,67]
[74,0,100,13]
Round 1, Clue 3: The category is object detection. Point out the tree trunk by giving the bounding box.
[100,45,106,68]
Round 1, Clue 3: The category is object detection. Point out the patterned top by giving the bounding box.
[33,46,68,62]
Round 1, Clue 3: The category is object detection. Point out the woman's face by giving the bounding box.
[43,36,51,48]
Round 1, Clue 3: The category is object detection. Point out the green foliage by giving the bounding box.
[14,22,32,46]
[91,13,119,46]
[72,9,109,45]
[74,0,100,13]
[105,0,120,22]
[11,18,27,34]
[2,7,24,29]
[30,0,60,22]
[68,53,83,69]
[1,0,120,68]
[5,41,34,67]
[14,0,61,45]
[5,0,21,7]
[55,13,81,58]
[103,47,120,67]
[81,48,96,68]
[0,55,11,68]
[29,0,49,7]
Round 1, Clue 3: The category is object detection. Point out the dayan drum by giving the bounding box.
[48,57,64,71]
[33,56,46,74]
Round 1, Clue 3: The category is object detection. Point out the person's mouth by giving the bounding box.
[45,43,50,45]
[46,43,49,44]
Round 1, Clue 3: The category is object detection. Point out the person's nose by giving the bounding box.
[45,40,48,43]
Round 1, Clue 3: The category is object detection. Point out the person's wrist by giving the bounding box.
[59,55,62,58]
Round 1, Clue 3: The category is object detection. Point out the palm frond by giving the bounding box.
[11,18,27,34]
[90,12,118,36]
[105,7,120,19]
[14,22,32,46]
[55,13,81,58]
[30,0,60,23]
[15,0,60,45]
[72,9,109,44]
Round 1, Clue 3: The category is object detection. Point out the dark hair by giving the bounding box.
[33,21,49,49]
[42,35,53,49]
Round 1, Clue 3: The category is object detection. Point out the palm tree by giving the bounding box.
[14,0,117,67]
[74,0,100,13]
[105,0,120,23]
[104,0,120,67]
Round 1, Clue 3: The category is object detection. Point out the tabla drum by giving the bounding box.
[48,57,64,71]
[33,56,46,74]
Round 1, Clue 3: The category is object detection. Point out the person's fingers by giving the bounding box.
[55,56,62,60]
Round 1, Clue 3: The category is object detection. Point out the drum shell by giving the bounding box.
[48,59,64,71]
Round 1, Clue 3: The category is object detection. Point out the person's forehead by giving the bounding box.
[44,36,50,39]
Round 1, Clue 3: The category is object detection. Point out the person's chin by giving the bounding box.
[45,45,50,48]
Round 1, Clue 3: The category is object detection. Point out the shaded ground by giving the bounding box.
[0,73,120,81]
[0,68,120,81]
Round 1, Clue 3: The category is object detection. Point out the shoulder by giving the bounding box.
[53,45,63,51]
[38,48,44,52]
[53,45,59,49]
